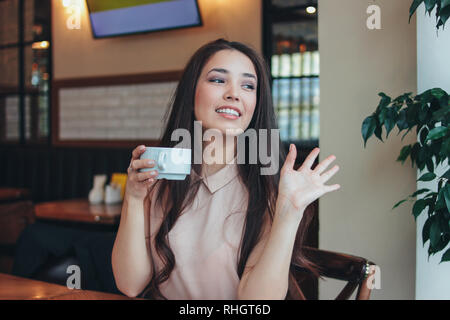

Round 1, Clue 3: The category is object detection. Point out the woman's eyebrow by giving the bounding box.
[207,68,256,80]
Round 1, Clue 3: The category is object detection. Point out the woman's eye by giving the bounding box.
[209,78,224,84]
[209,78,255,90]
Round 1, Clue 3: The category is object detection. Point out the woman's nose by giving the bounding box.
[224,84,240,101]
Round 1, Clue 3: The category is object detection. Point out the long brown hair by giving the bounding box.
[141,38,320,299]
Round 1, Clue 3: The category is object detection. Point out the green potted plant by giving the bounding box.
[361,0,450,265]
[362,88,450,263]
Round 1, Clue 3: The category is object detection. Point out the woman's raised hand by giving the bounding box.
[277,144,341,219]
[124,145,159,201]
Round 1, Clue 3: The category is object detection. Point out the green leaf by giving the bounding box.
[430,219,441,247]
[438,179,445,192]
[410,0,425,21]
[425,126,448,141]
[426,0,438,13]
[392,198,408,210]
[429,234,450,256]
[378,107,387,125]
[439,5,450,26]
[442,167,450,179]
[427,193,438,215]
[410,143,421,168]
[431,107,450,121]
[411,188,431,198]
[397,145,411,164]
[417,145,429,168]
[406,103,419,126]
[384,108,397,139]
[401,127,413,141]
[362,116,377,147]
[393,92,413,104]
[442,0,450,8]
[425,0,440,15]
[441,248,450,263]
[396,109,409,131]
[439,213,450,233]
[413,199,429,220]
[430,87,447,99]
[377,92,391,112]
[426,158,435,172]
[440,138,450,157]
[418,172,437,182]
[419,127,429,146]
[436,189,446,210]
[431,138,443,155]
[444,184,450,214]
[374,124,383,142]
[418,104,429,124]
[422,217,433,245]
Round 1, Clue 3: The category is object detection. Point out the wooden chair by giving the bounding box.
[288,246,377,300]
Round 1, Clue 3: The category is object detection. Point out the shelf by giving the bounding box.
[272,75,319,80]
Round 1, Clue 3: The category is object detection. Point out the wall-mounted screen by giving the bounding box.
[86,0,202,38]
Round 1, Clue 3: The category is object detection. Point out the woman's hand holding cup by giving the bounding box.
[125,145,159,201]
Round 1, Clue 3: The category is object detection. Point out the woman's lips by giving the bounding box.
[216,113,239,120]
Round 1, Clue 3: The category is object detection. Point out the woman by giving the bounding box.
[111,38,340,300]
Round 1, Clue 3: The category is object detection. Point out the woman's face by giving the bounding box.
[194,49,258,136]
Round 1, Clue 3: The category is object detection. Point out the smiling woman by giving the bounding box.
[111,38,340,300]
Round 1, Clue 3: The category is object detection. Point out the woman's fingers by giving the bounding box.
[128,145,147,173]
[314,154,336,175]
[325,184,341,192]
[135,170,159,182]
[281,144,297,172]
[298,147,320,171]
[130,159,156,171]
[320,165,340,183]
[131,145,146,160]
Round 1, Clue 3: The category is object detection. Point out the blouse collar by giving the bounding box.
[190,157,240,194]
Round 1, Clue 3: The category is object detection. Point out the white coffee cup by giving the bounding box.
[139,147,191,180]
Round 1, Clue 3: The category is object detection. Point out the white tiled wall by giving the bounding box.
[59,82,178,140]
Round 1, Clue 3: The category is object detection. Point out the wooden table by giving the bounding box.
[0,188,30,203]
[34,199,122,225]
[0,273,134,300]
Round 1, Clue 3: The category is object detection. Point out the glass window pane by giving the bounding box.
[24,0,35,42]
[0,47,19,91]
[0,95,35,142]
[23,92,49,141]
[25,44,49,91]
[0,0,19,46]
[32,0,51,42]
[38,93,49,138]
[25,94,31,140]
[1,95,20,141]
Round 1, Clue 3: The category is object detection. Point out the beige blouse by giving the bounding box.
[148,159,249,299]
